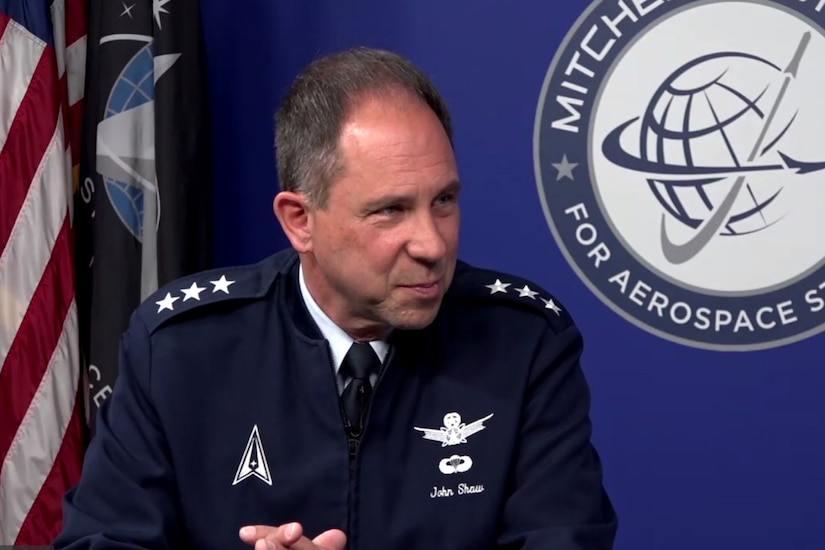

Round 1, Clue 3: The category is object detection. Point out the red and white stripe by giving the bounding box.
[0,0,86,544]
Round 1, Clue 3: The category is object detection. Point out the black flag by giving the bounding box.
[74,0,213,434]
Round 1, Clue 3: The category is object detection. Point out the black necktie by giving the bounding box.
[340,342,380,438]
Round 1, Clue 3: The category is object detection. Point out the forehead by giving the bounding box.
[331,95,457,192]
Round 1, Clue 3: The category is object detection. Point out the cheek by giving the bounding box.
[359,229,406,270]
[315,216,356,250]
[438,216,461,251]
[319,223,401,275]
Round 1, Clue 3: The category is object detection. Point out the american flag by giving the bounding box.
[0,0,87,544]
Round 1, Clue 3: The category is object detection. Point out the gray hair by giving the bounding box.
[274,47,453,207]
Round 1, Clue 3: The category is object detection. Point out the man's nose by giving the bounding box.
[407,213,447,263]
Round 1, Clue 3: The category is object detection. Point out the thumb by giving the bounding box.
[312,528,347,550]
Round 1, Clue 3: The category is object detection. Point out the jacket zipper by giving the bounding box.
[343,345,395,550]
[318,343,357,547]
[344,389,363,548]
[347,434,358,548]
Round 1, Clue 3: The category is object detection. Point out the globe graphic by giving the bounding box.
[102,43,155,241]
[639,53,787,236]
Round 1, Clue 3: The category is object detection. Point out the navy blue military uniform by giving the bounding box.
[56,249,617,549]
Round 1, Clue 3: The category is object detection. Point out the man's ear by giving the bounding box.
[273,191,313,253]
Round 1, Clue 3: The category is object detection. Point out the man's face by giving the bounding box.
[305,95,460,339]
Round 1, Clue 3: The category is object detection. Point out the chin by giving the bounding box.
[387,306,441,331]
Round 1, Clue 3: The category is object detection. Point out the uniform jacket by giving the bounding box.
[55,249,617,549]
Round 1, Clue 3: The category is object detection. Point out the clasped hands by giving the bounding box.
[239,523,346,550]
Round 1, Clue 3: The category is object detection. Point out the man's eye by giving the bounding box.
[377,205,402,215]
[435,193,457,205]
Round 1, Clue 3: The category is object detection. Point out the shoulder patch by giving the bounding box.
[136,253,289,334]
[448,261,575,332]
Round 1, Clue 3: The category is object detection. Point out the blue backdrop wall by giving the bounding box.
[199,1,825,548]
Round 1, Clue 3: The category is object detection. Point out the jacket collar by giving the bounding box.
[276,249,327,341]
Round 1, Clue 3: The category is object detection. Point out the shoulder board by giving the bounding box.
[136,250,296,334]
[448,260,575,333]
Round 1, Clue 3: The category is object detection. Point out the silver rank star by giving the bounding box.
[516,285,539,299]
[541,297,563,315]
[155,292,179,313]
[181,282,206,301]
[485,279,510,294]
[210,275,235,294]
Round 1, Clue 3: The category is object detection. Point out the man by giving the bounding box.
[56,47,617,549]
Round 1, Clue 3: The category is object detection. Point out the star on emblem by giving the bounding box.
[152,0,171,29]
[485,279,510,294]
[155,292,179,313]
[541,297,563,315]
[516,285,539,299]
[551,154,578,181]
[181,282,206,301]
[210,275,235,294]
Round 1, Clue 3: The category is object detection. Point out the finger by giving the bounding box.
[239,525,277,544]
[239,524,303,547]
[268,527,346,550]
[312,529,347,550]
[275,522,304,546]
[282,531,343,550]
[254,540,277,550]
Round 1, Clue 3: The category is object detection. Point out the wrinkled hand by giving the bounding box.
[239,523,347,550]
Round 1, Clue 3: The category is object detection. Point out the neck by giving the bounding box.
[300,255,389,341]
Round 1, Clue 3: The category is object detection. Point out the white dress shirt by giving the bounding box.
[299,264,389,394]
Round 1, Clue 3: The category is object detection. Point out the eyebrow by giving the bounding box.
[440,179,462,196]
[362,179,462,212]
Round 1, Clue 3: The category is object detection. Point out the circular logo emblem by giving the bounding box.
[535,0,825,350]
